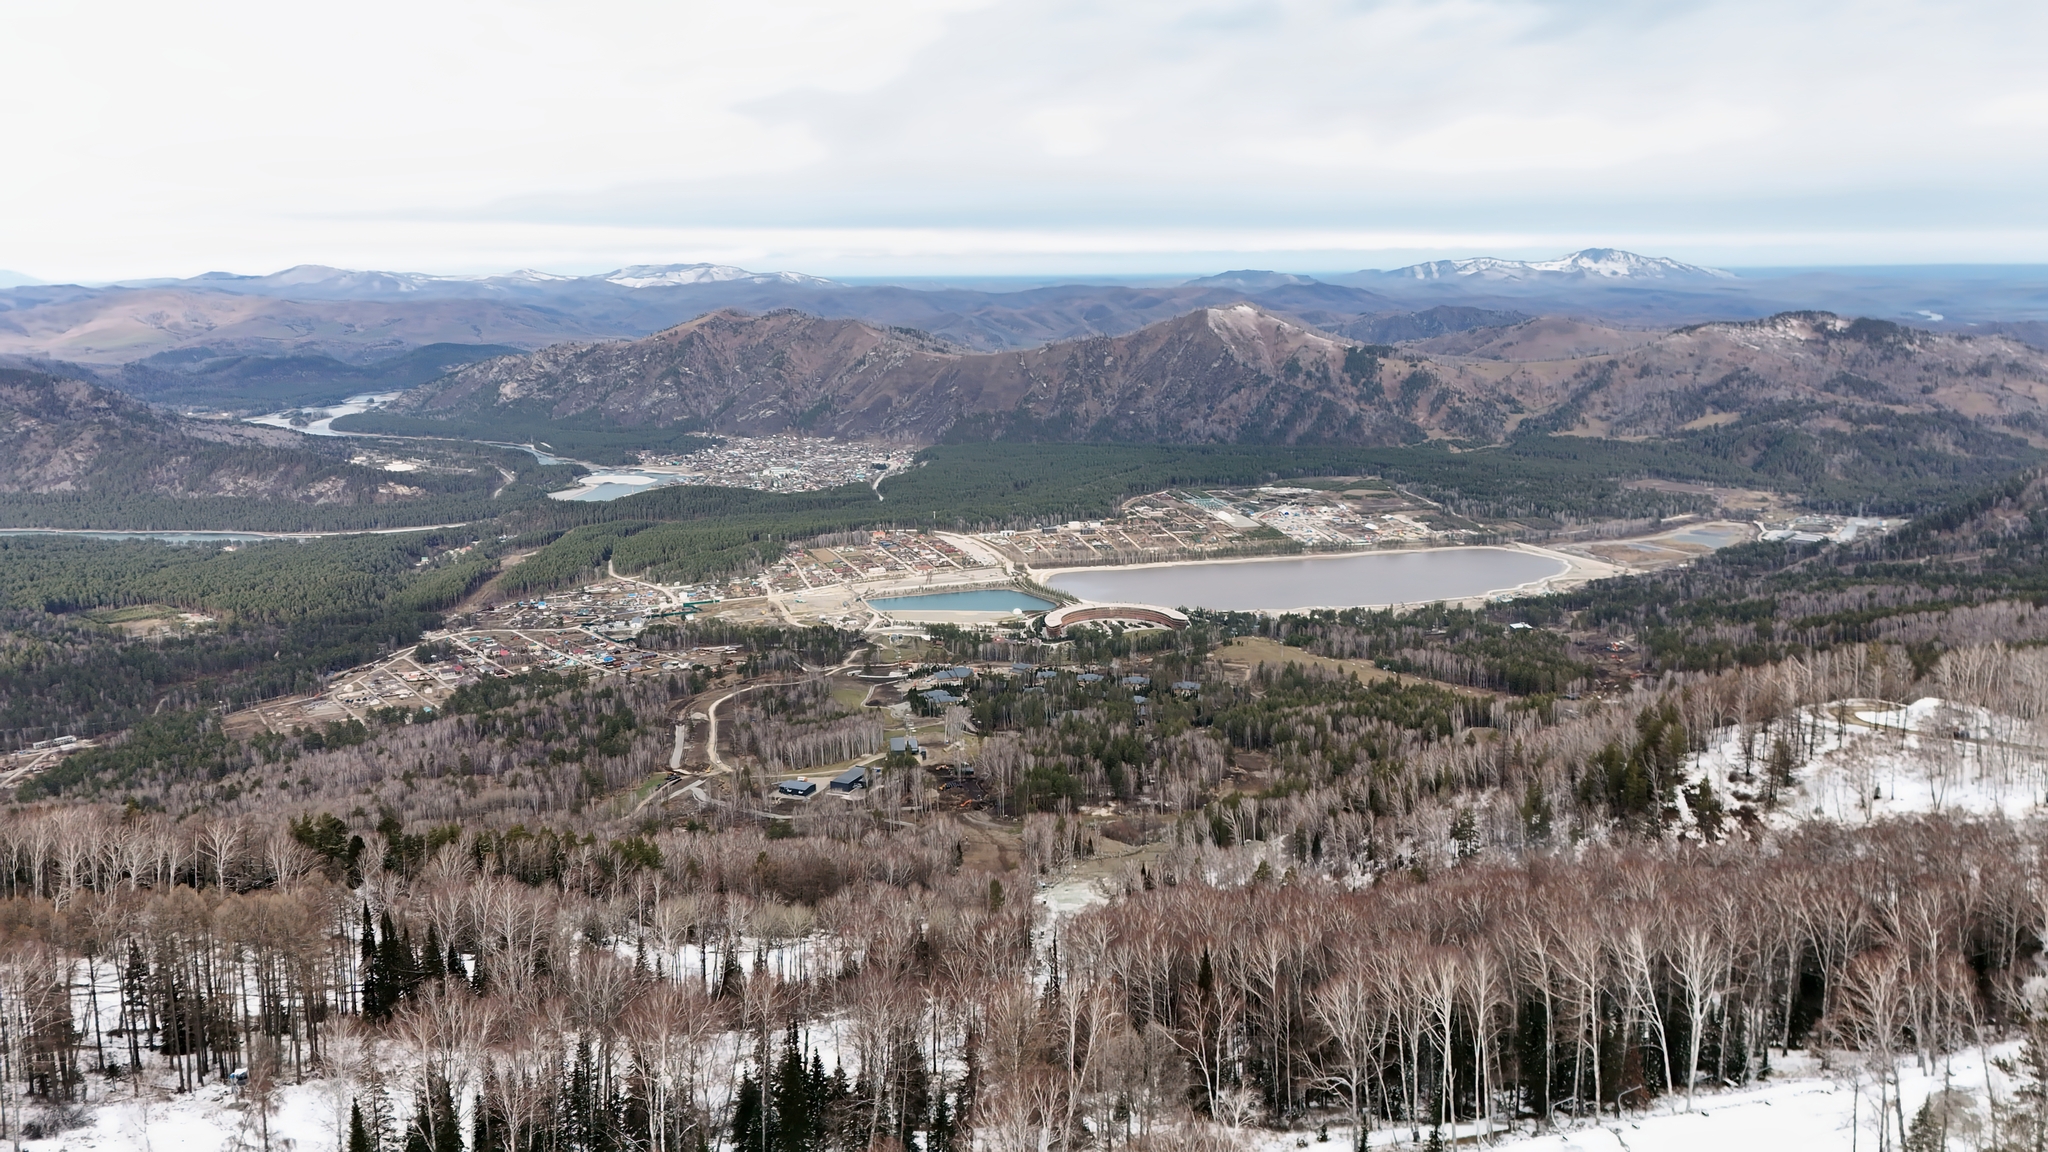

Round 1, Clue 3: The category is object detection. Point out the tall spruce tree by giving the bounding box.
[347,1100,374,1152]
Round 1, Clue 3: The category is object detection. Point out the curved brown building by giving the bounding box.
[1043,603,1190,637]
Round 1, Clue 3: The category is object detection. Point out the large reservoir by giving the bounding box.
[1043,547,1568,612]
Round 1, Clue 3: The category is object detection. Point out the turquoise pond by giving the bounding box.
[868,590,1056,612]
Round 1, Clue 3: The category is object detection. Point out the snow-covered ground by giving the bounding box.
[1688,698,2048,825]
[13,1075,347,1152]
[1231,1045,2015,1152]
[32,1043,2003,1152]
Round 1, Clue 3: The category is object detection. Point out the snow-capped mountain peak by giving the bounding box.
[1381,248,1734,282]
[602,263,837,289]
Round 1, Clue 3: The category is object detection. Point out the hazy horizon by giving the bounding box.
[12,257,2048,291]
[6,1,2048,281]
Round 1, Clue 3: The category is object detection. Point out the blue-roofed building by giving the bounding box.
[831,765,869,792]
[923,689,960,705]
[1078,673,1103,683]
[1036,669,1059,680]
[889,736,921,753]
[1120,675,1151,687]
[1171,681,1202,693]
[777,779,818,797]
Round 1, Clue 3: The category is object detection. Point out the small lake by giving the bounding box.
[869,589,1057,613]
[0,530,291,545]
[1044,547,1567,611]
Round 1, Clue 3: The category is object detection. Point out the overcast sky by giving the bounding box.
[5,0,2048,280]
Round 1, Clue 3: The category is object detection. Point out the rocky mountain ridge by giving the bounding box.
[372,306,2048,451]
[376,304,1432,445]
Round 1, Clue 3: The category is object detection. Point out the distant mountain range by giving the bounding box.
[7,251,2048,417]
[1355,248,1735,283]
[356,304,2048,457]
[108,262,840,298]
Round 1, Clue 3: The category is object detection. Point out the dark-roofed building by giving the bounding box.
[777,779,818,797]
[831,765,869,792]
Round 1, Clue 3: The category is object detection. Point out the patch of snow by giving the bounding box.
[1688,698,2048,825]
[1037,876,1112,918]
[1238,1044,2014,1152]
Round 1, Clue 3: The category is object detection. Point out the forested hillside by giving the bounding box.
[0,459,2042,1149]
[0,532,495,745]
[0,368,574,530]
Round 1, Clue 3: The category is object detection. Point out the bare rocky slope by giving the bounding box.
[378,307,2048,449]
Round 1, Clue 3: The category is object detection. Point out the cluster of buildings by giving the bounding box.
[982,486,1452,566]
[1759,515,1895,544]
[801,531,976,584]
[634,435,917,492]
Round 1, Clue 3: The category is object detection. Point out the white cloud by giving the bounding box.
[2,0,2046,277]
[1973,91,2048,126]
[1023,106,1112,158]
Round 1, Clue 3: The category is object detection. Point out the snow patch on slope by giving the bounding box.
[1688,697,2048,826]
